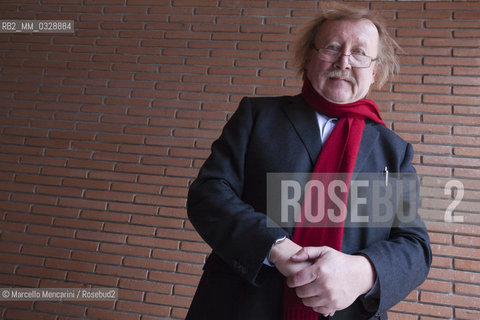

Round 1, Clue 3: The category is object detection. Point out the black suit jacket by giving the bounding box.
[186,95,432,320]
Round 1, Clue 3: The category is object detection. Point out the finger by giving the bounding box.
[295,279,323,299]
[300,291,329,307]
[289,247,309,262]
[286,266,319,288]
[290,246,329,262]
[312,306,335,316]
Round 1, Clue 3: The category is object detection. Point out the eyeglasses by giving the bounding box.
[313,47,377,68]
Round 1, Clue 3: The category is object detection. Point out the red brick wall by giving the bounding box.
[0,1,479,319]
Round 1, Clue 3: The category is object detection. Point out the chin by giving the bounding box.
[323,93,354,104]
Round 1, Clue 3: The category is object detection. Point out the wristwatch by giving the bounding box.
[267,235,287,266]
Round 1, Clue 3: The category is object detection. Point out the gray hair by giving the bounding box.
[293,2,400,88]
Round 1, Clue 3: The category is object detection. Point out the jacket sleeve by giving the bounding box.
[357,142,432,317]
[187,97,288,285]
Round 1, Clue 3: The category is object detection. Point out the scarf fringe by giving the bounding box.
[283,307,320,320]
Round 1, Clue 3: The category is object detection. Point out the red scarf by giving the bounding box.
[282,78,385,320]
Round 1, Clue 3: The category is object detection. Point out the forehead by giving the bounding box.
[315,18,379,48]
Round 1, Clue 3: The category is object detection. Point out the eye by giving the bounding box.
[325,45,341,52]
[352,48,366,56]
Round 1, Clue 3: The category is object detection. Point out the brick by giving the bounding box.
[54,217,103,230]
[149,117,198,129]
[21,245,71,259]
[103,222,155,236]
[57,197,106,211]
[89,171,136,183]
[454,29,480,38]
[397,11,451,20]
[134,194,186,207]
[425,57,480,67]
[120,125,172,137]
[85,190,134,202]
[429,267,480,285]
[116,300,169,317]
[455,283,480,297]
[425,114,480,126]
[418,279,452,293]
[454,259,480,272]
[31,204,79,218]
[427,20,480,29]
[37,185,83,198]
[432,244,480,260]
[145,292,191,308]
[1,231,48,246]
[96,264,147,279]
[455,308,480,320]
[173,284,196,297]
[107,202,157,216]
[421,291,480,309]
[111,181,161,194]
[123,256,176,272]
[67,271,118,287]
[33,302,85,317]
[0,242,21,253]
[177,263,203,275]
[86,308,139,320]
[4,309,55,320]
[45,149,92,160]
[16,266,67,280]
[423,94,480,106]
[0,202,30,216]
[0,251,43,267]
[393,122,450,134]
[21,155,66,167]
[119,278,172,294]
[424,75,480,86]
[391,300,452,318]
[95,133,144,145]
[454,67,480,76]
[81,209,131,222]
[75,230,126,244]
[394,84,450,94]
[62,178,110,191]
[149,271,200,286]
[48,237,98,251]
[6,212,52,225]
[426,2,480,10]
[130,215,183,229]
[136,156,187,168]
[171,308,189,320]
[453,86,479,96]
[117,145,168,156]
[127,236,179,250]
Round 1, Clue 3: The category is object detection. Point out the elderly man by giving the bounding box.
[186,3,431,320]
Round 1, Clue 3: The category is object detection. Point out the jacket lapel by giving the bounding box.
[353,122,380,175]
[281,95,322,166]
[281,95,380,172]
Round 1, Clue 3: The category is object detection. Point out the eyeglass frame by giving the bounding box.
[312,46,378,68]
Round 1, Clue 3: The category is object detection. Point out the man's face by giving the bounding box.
[305,18,379,104]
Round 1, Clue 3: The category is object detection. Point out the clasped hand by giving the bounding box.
[270,239,375,317]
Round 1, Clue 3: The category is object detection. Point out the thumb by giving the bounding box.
[290,246,331,262]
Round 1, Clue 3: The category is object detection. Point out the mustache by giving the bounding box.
[324,70,356,85]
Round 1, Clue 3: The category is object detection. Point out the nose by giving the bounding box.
[334,53,351,70]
